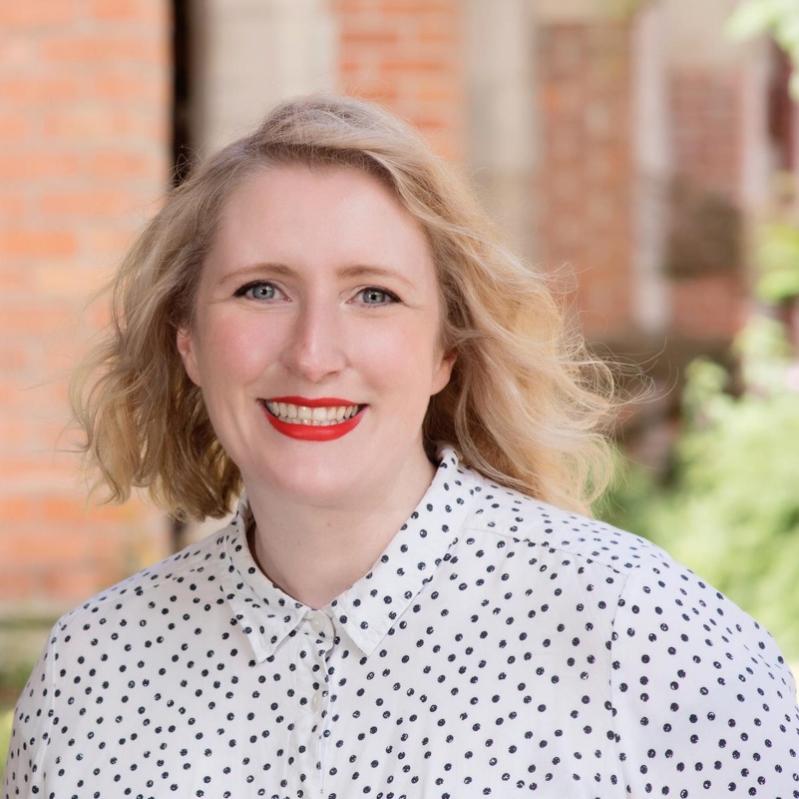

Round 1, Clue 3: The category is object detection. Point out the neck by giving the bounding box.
[243,448,438,610]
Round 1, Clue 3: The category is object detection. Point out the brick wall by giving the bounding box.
[0,0,763,613]
[0,1,171,612]
[535,22,634,339]
[671,70,743,199]
[332,0,466,161]
[665,69,747,340]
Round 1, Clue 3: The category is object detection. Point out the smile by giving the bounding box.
[262,400,364,426]
[258,397,368,441]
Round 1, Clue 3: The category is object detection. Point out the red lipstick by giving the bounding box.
[260,397,367,442]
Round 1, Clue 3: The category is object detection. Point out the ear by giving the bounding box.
[176,326,202,387]
[431,348,457,396]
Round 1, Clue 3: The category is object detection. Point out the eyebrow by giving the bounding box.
[223,262,416,290]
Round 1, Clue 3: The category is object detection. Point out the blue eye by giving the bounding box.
[359,287,398,305]
[234,281,277,300]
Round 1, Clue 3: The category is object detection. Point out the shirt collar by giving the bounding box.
[216,442,481,661]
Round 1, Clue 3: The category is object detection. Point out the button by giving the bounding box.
[306,610,332,637]
[312,690,328,713]
[309,610,324,626]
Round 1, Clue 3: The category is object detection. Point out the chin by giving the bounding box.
[253,458,362,499]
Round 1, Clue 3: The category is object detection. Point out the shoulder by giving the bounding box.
[463,476,799,792]
[464,475,673,578]
[2,525,235,795]
[465,474,795,678]
[50,523,231,647]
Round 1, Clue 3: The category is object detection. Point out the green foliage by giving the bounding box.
[726,0,799,97]
[754,220,799,303]
[598,322,799,662]
[0,707,12,785]
[0,654,35,785]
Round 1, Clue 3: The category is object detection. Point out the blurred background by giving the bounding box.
[2,0,798,770]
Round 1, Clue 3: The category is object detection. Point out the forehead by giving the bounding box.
[209,162,434,272]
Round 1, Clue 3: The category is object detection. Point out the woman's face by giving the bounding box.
[176,162,455,507]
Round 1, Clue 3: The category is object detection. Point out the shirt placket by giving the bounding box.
[296,608,336,797]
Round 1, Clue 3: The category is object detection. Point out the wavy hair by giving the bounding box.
[71,92,630,520]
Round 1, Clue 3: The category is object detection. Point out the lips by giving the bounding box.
[259,397,368,441]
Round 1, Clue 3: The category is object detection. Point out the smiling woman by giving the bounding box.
[3,94,798,798]
[173,162,456,542]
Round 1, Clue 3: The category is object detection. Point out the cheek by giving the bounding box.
[357,323,440,389]
[196,313,280,384]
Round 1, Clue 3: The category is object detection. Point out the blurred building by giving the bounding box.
[1,0,797,620]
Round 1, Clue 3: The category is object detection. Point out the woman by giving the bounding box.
[4,94,798,798]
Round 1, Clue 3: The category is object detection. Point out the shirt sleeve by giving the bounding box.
[609,559,799,797]
[2,620,59,799]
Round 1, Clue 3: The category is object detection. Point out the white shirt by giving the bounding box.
[4,443,799,798]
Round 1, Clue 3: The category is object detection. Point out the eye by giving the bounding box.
[357,287,399,305]
[233,281,281,301]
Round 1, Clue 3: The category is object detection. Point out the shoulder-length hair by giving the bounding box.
[71,92,626,520]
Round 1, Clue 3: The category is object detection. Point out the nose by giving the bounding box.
[280,297,347,383]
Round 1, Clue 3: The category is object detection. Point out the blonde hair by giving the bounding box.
[71,93,626,520]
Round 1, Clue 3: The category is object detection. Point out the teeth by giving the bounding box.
[264,401,361,425]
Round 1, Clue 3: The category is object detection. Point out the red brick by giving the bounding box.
[378,57,453,74]
[341,29,401,46]
[0,76,83,106]
[669,69,742,200]
[379,0,455,14]
[0,229,78,258]
[2,305,76,334]
[27,264,106,301]
[671,274,744,338]
[334,0,464,161]
[2,527,94,566]
[0,151,82,181]
[80,227,137,255]
[41,35,167,67]
[536,21,634,337]
[42,106,169,143]
[418,30,456,45]
[0,341,31,372]
[84,150,162,180]
[0,192,27,220]
[39,188,144,218]
[0,452,73,479]
[0,113,35,140]
[90,73,170,104]
[0,2,83,28]
[345,81,399,104]
[87,0,167,24]
[416,83,460,103]
[339,59,366,76]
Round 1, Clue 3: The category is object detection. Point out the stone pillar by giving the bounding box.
[464,0,538,265]
[630,1,671,333]
[190,0,337,158]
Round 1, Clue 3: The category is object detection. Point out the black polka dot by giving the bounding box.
[3,443,798,797]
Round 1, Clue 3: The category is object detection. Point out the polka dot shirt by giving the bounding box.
[4,444,799,798]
